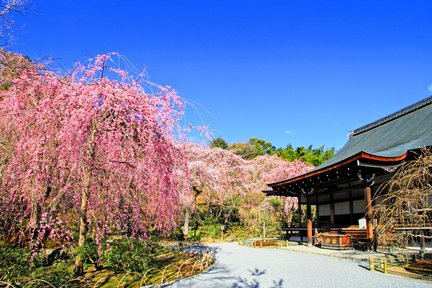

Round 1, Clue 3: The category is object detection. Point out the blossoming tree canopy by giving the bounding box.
[0,53,191,270]
[183,143,313,226]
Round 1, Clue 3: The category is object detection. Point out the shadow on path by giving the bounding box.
[231,268,283,288]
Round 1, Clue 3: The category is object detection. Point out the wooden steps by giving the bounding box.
[340,226,368,249]
[341,228,367,241]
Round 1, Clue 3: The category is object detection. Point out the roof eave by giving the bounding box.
[267,151,409,188]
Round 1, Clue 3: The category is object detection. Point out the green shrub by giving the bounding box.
[169,228,185,241]
[0,238,168,286]
[30,262,75,288]
[103,239,157,273]
[197,223,219,239]
[0,245,33,281]
[75,238,99,268]
[229,226,251,239]
[0,244,74,287]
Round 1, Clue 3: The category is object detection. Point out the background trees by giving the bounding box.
[210,136,335,166]
[209,137,228,149]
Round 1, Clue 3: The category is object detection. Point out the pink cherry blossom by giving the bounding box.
[0,54,191,268]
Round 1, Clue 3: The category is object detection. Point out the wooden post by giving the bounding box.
[420,231,426,259]
[330,193,335,226]
[364,186,374,242]
[349,189,354,225]
[297,192,302,227]
[306,195,312,221]
[306,195,313,246]
[307,219,313,246]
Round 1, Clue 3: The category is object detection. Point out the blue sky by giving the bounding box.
[11,0,432,150]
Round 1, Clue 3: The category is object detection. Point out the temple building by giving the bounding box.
[264,96,432,249]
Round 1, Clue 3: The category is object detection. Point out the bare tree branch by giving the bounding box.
[0,0,31,47]
[373,148,432,247]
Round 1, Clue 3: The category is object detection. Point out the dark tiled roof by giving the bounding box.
[316,96,432,170]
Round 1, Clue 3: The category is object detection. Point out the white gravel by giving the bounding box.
[164,242,432,288]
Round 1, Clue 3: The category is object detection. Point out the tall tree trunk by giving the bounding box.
[74,172,90,275]
[183,208,190,239]
[30,193,39,227]
[75,119,97,275]
[29,192,39,242]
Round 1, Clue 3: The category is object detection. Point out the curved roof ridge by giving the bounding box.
[352,95,432,137]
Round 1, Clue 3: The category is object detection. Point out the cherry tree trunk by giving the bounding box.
[30,191,39,227]
[74,171,90,275]
[183,208,190,239]
[75,120,97,275]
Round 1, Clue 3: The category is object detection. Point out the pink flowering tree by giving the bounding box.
[252,154,313,218]
[183,143,313,238]
[240,154,313,235]
[0,54,191,274]
[183,143,250,236]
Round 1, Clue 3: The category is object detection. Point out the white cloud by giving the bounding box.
[284,130,296,135]
[428,84,432,93]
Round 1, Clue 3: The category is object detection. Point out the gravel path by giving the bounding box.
[164,242,432,288]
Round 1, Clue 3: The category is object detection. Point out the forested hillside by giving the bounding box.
[211,137,335,166]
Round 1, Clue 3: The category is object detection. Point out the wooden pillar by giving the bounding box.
[364,186,374,241]
[306,195,312,221]
[330,193,335,226]
[349,189,354,225]
[307,219,313,246]
[297,192,302,227]
[306,195,313,246]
